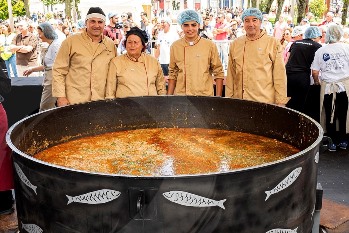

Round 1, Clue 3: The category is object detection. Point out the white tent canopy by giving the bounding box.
[78,0,151,22]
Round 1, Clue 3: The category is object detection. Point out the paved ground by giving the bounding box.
[318,146,349,206]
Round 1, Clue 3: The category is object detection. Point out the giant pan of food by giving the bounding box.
[7,96,323,233]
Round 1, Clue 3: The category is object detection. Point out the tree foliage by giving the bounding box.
[259,0,273,15]
[309,0,326,19]
[342,0,349,25]
[251,0,257,8]
[41,0,62,5]
[23,0,29,17]
[275,0,286,22]
[0,0,26,20]
[296,0,307,24]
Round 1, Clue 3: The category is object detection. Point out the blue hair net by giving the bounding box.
[76,19,85,30]
[177,9,202,25]
[108,12,118,19]
[241,8,263,21]
[38,22,57,40]
[304,26,322,39]
[325,24,343,44]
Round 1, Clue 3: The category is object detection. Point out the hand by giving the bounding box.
[23,68,33,77]
[57,97,70,107]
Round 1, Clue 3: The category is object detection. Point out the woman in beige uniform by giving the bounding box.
[106,27,166,98]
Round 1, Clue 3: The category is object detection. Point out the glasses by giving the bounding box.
[124,26,129,28]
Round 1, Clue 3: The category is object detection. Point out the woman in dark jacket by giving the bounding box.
[0,57,14,215]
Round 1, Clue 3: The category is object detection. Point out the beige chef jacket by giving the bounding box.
[106,53,166,98]
[168,37,224,96]
[226,30,288,105]
[52,31,116,105]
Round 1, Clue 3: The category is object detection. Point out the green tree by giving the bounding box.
[275,0,286,22]
[0,0,25,20]
[251,0,257,7]
[296,0,308,24]
[259,0,273,15]
[309,0,326,19]
[64,0,71,20]
[342,0,349,25]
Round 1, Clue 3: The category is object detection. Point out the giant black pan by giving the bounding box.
[6,96,323,233]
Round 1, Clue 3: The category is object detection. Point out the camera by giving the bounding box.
[115,23,122,29]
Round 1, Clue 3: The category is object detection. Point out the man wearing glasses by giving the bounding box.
[155,18,179,81]
[10,20,38,77]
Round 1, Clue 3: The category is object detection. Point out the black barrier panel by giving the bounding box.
[2,77,43,126]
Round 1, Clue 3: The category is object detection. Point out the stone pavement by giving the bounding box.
[318,145,349,233]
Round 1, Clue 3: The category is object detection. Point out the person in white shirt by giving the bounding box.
[261,15,273,36]
[23,22,63,111]
[273,16,288,40]
[49,19,66,42]
[311,24,349,151]
[155,17,179,81]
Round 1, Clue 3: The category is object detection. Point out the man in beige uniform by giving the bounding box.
[52,7,116,106]
[167,9,224,97]
[226,8,288,105]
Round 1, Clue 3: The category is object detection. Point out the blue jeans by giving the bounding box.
[5,54,18,78]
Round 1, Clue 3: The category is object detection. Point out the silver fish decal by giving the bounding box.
[66,189,121,205]
[14,162,37,195]
[265,167,302,201]
[22,222,43,233]
[266,227,298,233]
[163,191,226,209]
[315,152,319,163]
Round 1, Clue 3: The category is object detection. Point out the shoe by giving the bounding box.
[328,143,337,152]
[338,141,348,150]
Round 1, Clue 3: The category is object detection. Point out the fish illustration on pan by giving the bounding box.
[265,167,302,201]
[315,152,319,163]
[266,227,298,233]
[21,222,43,233]
[163,191,226,209]
[66,189,121,205]
[14,162,37,195]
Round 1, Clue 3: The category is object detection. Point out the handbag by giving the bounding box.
[0,59,11,95]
